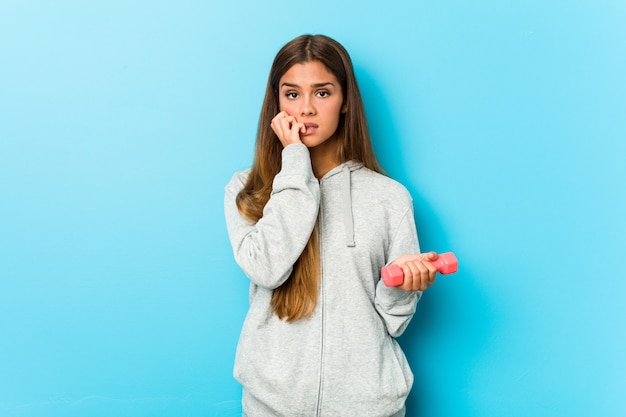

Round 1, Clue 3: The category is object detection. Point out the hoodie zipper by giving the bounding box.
[315,186,326,416]
[314,165,354,416]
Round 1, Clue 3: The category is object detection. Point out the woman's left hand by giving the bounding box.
[389,252,439,292]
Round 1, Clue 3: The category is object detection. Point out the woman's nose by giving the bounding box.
[300,97,315,116]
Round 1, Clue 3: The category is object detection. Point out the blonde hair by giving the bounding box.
[237,34,383,321]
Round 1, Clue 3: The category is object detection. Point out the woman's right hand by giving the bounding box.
[271,111,306,147]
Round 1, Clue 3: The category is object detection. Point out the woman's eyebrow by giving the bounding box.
[280,82,336,89]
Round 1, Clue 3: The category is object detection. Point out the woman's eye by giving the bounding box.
[286,92,298,99]
[317,91,330,97]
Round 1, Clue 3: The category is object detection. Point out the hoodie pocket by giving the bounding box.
[233,296,322,415]
[377,336,412,400]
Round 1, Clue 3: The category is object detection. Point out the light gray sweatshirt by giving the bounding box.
[224,144,421,417]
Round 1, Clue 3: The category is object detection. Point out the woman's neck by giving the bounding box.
[310,140,341,179]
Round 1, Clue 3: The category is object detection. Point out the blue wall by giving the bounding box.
[1,1,624,416]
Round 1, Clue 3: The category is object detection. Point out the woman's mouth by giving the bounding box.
[302,123,319,135]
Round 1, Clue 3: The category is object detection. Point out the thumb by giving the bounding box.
[421,251,438,261]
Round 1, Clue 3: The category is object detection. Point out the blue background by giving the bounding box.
[1,1,625,416]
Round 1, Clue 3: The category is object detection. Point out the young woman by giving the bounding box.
[224,34,440,417]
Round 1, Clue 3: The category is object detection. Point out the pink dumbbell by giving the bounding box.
[381,252,458,287]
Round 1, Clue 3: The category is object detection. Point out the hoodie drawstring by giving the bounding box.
[342,164,355,247]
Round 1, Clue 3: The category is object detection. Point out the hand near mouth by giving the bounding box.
[271,111,306,147]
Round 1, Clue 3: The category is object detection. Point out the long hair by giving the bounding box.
[236,34,383,321]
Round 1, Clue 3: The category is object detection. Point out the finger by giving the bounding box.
[417,261,436,291]
[420,251,438,262]
[403,261,428,292]
[284,120,303,145]
[271,111,289,127]
[273,114,294,130]
[291,121,304,135]
[270,114,286,134]
[399,263,415,291]
[272,114,301,146]
[424,261,438,287]
[417,262,431,291]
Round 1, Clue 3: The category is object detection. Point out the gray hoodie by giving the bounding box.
[224,144,421,417]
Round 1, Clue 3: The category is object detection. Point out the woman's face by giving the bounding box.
[277,61,344,149]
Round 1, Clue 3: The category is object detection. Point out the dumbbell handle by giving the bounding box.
[381,252,458,287]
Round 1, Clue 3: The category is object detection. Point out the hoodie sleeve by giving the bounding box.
[374,203,422,337]
[224,144,320,289]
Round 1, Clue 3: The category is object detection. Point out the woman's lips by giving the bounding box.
[302,123,319,135]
